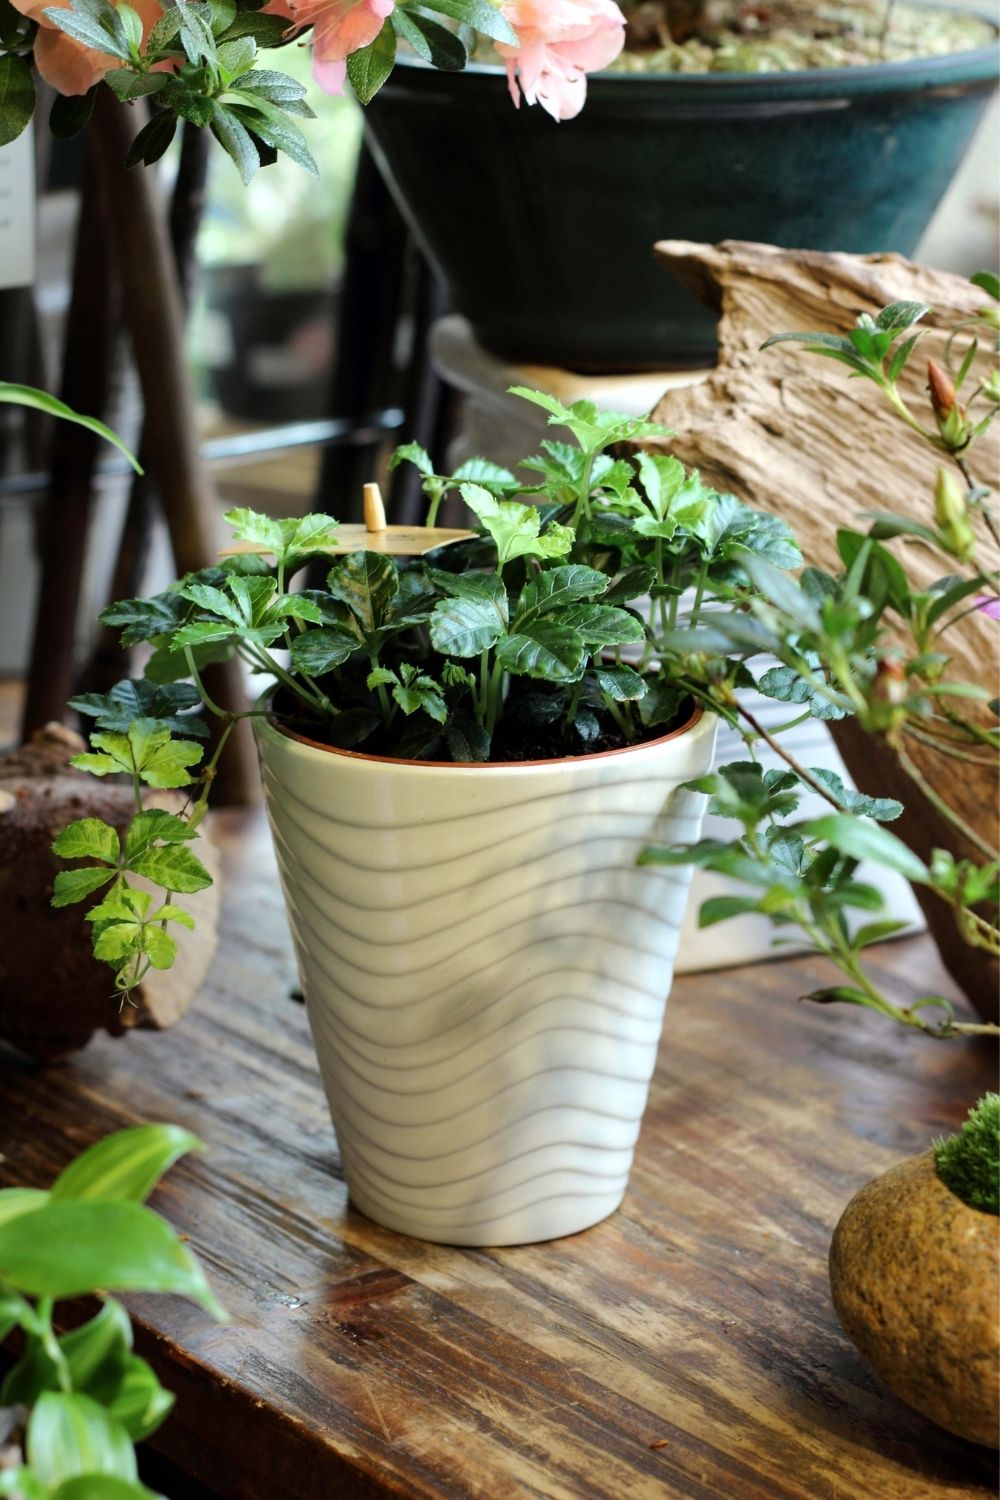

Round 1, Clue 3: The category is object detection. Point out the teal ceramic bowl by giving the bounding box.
[364,37,999,370]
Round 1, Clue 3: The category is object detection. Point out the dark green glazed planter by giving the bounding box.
[363,40,999,370]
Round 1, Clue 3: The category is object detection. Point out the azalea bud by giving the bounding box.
[933,467,976,562]
[866,659,907,740]
[872,658,907,705]
[927,360,969,450]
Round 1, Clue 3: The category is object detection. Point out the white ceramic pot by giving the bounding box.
[254,708,717,1246]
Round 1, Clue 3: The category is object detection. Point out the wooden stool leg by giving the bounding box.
[21,138,119,739]
[90,95,257,806]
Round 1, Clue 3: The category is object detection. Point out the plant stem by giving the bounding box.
[735,702,846,811]
[184,647,227,718]
[36,1297,72,1394]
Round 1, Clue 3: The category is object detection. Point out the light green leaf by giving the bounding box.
[52,1124,202,1205]
[0,383,141,472]
[51,1478,160,1500]
[93,1353,175,1443]
[52,866,116,908]
[27,1391,136,1487]
[128,842,212,893]
[52,818,121,865]
[803,814,929,883]
[0,1198,226,1317]
[124,809,197,862]
[0,1188,49,1227]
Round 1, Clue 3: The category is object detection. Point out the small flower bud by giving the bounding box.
[927,360,969,450]
[866,658,908,740]
[933,467,976,562]
[927,359,956,417]
[981,368,1000,406]
[872,658,907,706]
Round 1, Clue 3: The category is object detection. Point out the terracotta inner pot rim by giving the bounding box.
[261,696,706,772]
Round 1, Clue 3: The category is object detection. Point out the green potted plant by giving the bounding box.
[829,1094,999,1448]
[0,1124,224,1496]
[45,285,998,1248]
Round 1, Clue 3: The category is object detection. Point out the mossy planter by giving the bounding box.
[363,40,999,370]
[830,1151,1000,1446]
[254,705,716,1246]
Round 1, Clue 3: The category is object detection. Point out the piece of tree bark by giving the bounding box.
[0,725,220,1060]
[645,241,998,1021]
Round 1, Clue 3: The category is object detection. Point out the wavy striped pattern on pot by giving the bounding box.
[254,709,717,1246]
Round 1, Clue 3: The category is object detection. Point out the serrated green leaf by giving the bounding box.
[52,866,116,908]
[290,625,361,675]
[496,622,585,682]
[52,818,121,865]
[593,665,647,702]
[430,595,505,657]
[326,551,398,634]
[128,842,212,893]
[557,603,644,646]
[517,565,609,618]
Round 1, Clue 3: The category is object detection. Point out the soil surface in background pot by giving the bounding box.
[610,0,993,71]
[271,684,693,763]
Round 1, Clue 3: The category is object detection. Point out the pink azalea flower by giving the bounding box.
[11,0,163,94]
[497,0,626,121]
[262,0,395,94]
[974,595,1000,620]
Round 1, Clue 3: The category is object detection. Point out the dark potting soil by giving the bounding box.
[270,686,693,765]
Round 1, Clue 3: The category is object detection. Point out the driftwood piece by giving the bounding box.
[646,241,998,1019]
[0,725,220,1060]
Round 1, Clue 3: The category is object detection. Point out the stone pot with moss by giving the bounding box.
[829,1096,1000,1447]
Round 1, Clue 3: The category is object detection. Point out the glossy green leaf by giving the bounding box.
[347,17,396,104]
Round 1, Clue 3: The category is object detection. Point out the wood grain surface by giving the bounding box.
[1,810,996,1500]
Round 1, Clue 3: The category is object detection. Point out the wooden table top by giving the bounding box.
[2,809,996,1500]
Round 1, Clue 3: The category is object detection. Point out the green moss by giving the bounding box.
[934,1095,1000,1215]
